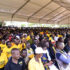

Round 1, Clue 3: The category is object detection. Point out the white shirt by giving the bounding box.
[54,36,58,41]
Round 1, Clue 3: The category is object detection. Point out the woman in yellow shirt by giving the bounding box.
[0,48,8,70]
[28,47,45,70]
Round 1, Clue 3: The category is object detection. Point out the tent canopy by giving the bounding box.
[0,0,70,24]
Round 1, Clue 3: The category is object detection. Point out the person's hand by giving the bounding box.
[49,61,53,64]
[44,63,52,66]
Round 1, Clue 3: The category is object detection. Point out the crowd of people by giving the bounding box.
[0,27,70,70]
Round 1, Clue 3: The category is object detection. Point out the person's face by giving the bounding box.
[59,43,65,50]
[52,34,55,37]
[34,40,39,45]
[37,54,42,58]
[22,51,27,58]
[17,39,20,43]
[36,54,42,58]
[15,39,19,45]
[12,50,20,60]
[26,43,30,49]
[7,42,11,48]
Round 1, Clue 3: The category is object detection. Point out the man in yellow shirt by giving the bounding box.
[0,48,8,70]
[28,47,45,70]
[12,39,22,51]
[3,41,12,58]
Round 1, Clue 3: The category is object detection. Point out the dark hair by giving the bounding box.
[20,49,27,55]
[11,48,20,54]
[41,41,49,48]
[56,42,61,48]
[21,49,26,53]
[6,41,11,46]
[58,37,63,42]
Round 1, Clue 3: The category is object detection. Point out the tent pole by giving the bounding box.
[11,0,30,21]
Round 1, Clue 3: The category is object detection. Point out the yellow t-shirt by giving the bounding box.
[3,47,12,58]
[58,35,63,37]
[49,37,53,41]
[26,36,31,41]
[40,32,44,35]
[0,44,7,50]
[11,43,15,46]
[0,53,8,68]
[28,57,45,70]
[27,48,34,59]
[47,34,50,37]
[31,32,34,36]
[12,44,22,51]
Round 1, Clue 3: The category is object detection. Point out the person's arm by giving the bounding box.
[47,50,51,61]
[56,53,70,64]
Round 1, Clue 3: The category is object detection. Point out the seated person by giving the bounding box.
[41,46,58,70]
[56,42,70,70]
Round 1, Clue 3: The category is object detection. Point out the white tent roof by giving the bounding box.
[0,0,70,24]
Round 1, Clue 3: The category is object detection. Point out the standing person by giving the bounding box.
[3,41,12,58]
[41,46,58,70]
[21,49,29,70]
[4,48,26,70]
[56,42,70,70]
[31,39,39,54]
[44,41,55,60]
[26,42,34,59]
[21,49,29,65]
[54,34,58,42]
[28,47,45,70]
[0,47,8,70]
[12,39,22,51]
[0,39,7,51]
